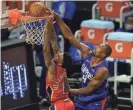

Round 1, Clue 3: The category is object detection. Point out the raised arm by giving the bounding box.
[43,22,52,68]
[69,67,109,95]
[43,19,56,82]
[48,19,60,55]
[53,12,91,57]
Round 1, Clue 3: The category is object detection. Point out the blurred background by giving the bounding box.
[1,0,133,110]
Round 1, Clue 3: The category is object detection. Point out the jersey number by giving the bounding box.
[82,75,87,83]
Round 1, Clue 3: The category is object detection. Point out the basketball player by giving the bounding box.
[43,17,75,110]
[53,12,112,110]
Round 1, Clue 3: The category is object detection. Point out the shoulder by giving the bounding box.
[95,67,109,79]
[102,60,108,67]
[82,54,93,62]
[48,61,56,74]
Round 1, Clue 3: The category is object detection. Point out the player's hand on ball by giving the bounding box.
[52,11,60,19]
[47,16,53,24]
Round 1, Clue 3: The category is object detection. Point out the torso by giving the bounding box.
[46,66,68,103]
[81,55,108,95]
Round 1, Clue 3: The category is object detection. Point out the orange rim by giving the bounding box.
[8,9,53,25]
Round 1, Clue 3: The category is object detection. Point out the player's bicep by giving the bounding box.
[51,42,60,54]
[67,35,90,57]
[44,52,52,68]
[87,67,109,90]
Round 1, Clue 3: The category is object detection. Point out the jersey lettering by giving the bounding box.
[81,64,93,83]
[53,72,66,90]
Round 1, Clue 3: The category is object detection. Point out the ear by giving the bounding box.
[102,53,106,58]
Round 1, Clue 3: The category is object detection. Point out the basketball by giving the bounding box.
[29,2,47,17]
[2,1,133,110]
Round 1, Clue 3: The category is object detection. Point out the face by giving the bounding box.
[53,52,64,66]
[93,44,106,58]
[124,17,133,31]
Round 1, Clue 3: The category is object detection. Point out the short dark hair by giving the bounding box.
[62,52,72,69]
[105,44,112,58]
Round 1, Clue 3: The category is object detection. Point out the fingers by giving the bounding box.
[47,16,54,24]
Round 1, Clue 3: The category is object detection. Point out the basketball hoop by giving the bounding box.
[21,17,47,45]
[8,8,52,45]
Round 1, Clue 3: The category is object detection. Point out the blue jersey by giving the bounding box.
[78,54,108,104]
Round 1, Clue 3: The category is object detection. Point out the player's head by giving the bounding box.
[53,52,72,68]
[92,44,112,59]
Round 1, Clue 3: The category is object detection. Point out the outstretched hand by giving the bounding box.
[52,11,60,20]
[45,10,55,25]
[44,15,54,38]
[47,16,54,24]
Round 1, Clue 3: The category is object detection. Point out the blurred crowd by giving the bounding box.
[1,1,133,108]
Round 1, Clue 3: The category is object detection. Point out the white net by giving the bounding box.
[21,19,47,45]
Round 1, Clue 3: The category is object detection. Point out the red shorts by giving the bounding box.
[49,98,75,110]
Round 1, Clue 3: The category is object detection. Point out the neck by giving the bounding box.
[91,56,105,66]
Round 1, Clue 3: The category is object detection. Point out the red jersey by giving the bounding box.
[46,66,69,103]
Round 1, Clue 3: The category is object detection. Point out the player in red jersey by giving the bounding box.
[43,17,75,110]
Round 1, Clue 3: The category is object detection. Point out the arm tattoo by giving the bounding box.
[49,23,60,55]
[43,23,52,68]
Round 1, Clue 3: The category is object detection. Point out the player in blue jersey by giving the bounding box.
[54,12,112,110]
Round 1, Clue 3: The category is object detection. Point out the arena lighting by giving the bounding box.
[1,39,39,110]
